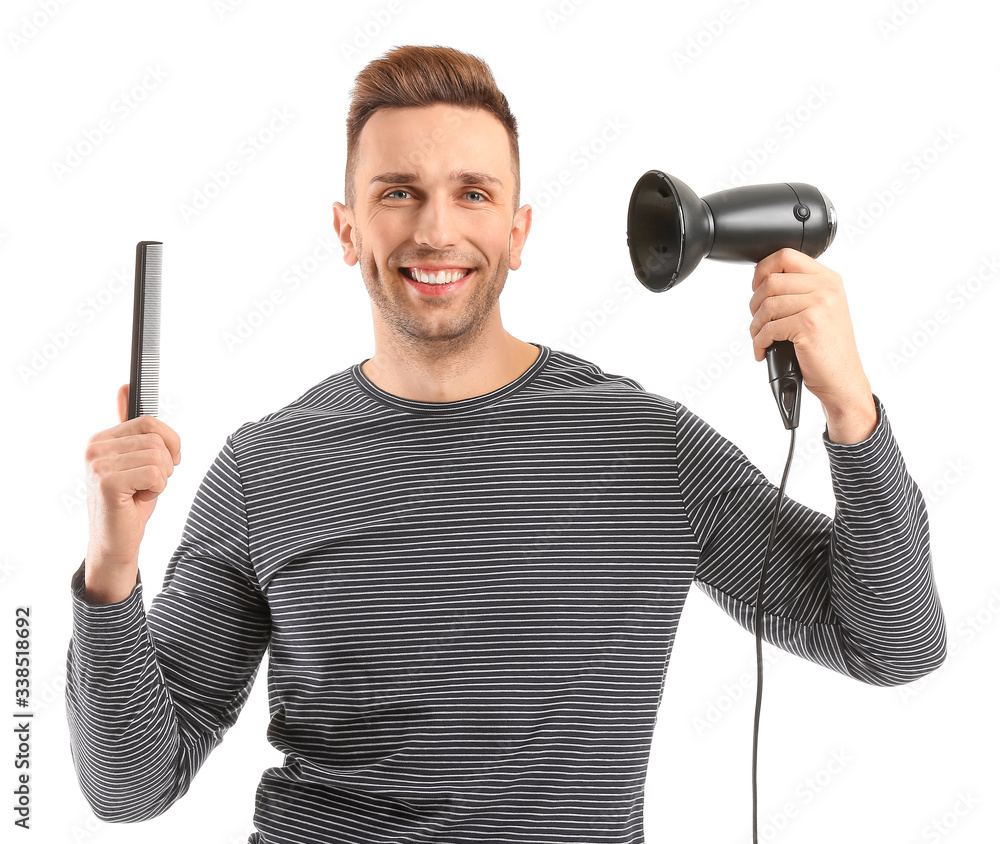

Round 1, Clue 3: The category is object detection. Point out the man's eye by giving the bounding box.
[464,191,486,202]
[384,189,410,199]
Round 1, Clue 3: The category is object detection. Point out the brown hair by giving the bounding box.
[345,45,520,211]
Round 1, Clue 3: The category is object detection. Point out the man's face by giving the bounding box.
[333,104,530,355]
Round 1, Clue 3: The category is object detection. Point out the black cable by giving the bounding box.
[752,424,796,844]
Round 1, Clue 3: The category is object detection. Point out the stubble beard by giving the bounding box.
[356,231,511,357]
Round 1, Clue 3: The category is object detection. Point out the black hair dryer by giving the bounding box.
[625,170,837,429]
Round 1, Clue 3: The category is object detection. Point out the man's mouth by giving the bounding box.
[400,267,473,285]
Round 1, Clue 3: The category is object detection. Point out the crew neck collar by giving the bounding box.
[351,343,551,415]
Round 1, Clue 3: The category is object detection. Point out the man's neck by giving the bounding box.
[361,331,540,403]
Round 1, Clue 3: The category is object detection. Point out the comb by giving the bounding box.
[128,241,162,420]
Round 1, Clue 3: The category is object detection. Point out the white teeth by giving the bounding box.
[408,268,469,285]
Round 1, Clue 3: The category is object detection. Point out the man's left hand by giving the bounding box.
[748,248,877,444]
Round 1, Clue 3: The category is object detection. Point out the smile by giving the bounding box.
[399,267,474,296]
[401,267,473,285]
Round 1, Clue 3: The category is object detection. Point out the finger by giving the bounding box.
[748,293,813,340]
[108,446,177,481]
[125,418,181,466]
[752,248,823,291]
[750,313,801,362]
[749,272,817,314]
[86,432,176,478]
[92,460,169,504]
[114,432,179,471]
[118,383,129,423]
[93,416,181,466]
[750,273,823,314]
[116,464,170,499]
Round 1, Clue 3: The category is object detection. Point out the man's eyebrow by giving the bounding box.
[368,170,505,194]
[369,172,418,188]
[450,170,504,193]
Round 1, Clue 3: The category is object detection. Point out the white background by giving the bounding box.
[2,0,998,841]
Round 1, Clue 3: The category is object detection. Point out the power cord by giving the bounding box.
[752,424,796,844]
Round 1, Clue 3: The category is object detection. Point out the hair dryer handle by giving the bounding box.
[765,340,802,430]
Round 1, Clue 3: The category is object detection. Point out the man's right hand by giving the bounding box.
[82,383,181,604]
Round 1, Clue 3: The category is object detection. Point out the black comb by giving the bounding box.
[128,241,162,420]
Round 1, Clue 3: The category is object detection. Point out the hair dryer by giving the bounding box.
[625,170,837,429]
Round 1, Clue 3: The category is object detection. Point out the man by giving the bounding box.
[67,45,946,844]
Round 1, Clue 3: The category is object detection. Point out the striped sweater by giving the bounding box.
[65,344,946,843]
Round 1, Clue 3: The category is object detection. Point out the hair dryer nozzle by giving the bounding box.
[626,170,712,292]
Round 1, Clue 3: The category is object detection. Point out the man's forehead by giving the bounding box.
[356,105,513,187]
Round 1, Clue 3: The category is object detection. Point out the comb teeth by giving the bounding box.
[128,241,162,420]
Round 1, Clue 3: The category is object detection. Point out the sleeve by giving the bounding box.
[64,434,271,822]
[678,394,947,686]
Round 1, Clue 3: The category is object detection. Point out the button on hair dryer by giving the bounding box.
[626,170,837,429]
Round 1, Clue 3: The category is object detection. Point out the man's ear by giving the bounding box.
[332,201,359,266]
[507,203,532,270]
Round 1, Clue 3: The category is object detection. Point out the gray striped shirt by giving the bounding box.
[65,344,946,843]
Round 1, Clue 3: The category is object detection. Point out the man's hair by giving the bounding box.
[345,45,520,211]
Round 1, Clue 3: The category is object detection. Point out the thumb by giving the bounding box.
[118,383,129,423]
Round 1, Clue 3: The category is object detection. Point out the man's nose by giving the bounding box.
[412,193,458,249]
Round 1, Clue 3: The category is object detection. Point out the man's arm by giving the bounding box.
[65,435,270,821]
[677,395,946,685]
[683,245,945,681]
